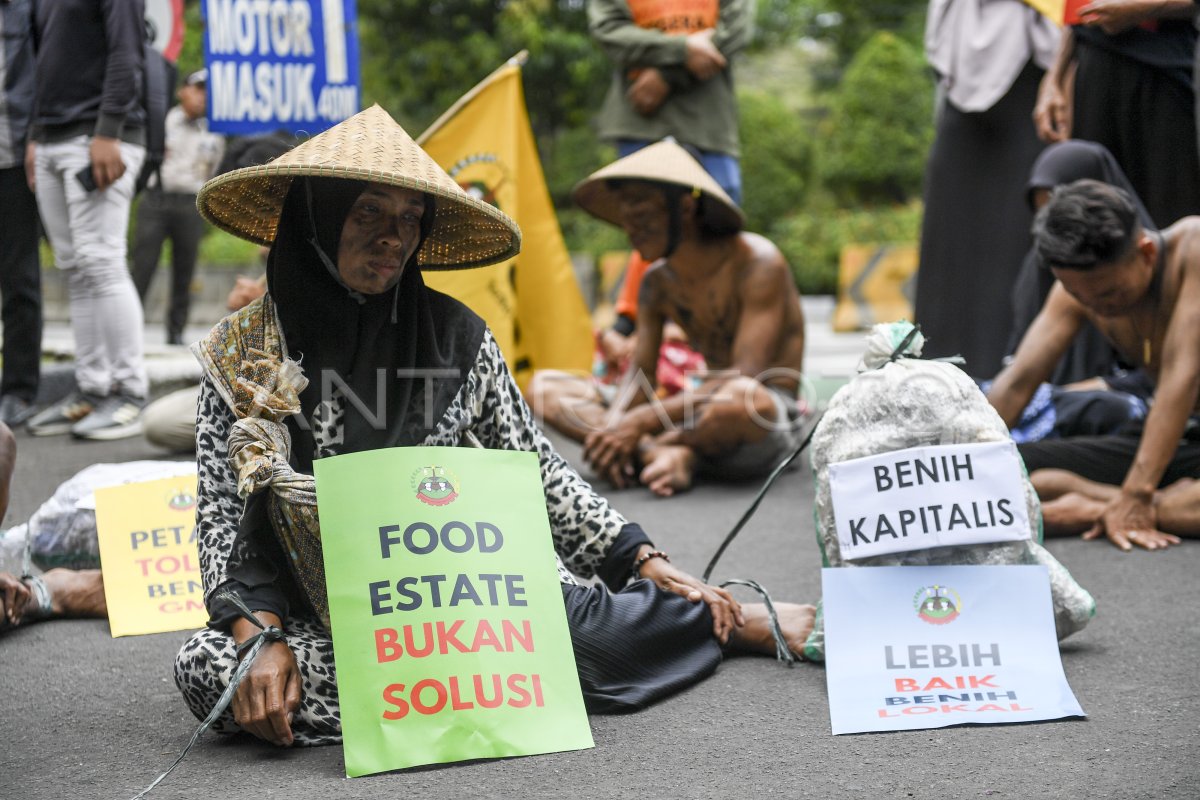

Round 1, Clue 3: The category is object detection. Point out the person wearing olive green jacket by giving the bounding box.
[589,0,751,205]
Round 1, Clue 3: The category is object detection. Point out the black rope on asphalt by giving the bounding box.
[700,414,823,666]
[702,414,821,585]
[129,591,287,800]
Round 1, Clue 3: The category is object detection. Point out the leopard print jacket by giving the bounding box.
[195,330,627,614]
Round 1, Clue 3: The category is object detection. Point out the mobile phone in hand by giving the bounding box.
[75,164,98,192]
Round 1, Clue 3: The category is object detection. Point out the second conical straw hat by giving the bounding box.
[571,139,744,232]
[196,104,521,270]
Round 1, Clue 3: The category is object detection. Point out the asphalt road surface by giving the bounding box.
[2,424,1198,800]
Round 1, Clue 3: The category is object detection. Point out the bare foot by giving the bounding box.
[639,443,696,497]
[1042,493,1106,536]
[42,568,107,618]
[729,602,815,660]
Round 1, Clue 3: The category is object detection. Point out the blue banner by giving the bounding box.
[822,565,1085,734]
[202,0,360,135]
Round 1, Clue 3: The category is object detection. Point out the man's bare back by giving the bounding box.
[640,232,805,392]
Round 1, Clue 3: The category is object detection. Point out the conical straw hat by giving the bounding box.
[572,139,744,232]
[196,104,521,270]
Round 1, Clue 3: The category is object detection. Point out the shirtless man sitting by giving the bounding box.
[529,140,805,496]
[988,180,1200,551]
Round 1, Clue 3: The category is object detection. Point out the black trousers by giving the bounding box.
[0,165,42,401]
[130,190,204,342]
[1073,40,1200,228]
[915,61,1046,378]
[562,580,721,713]
[1018,420,1200,486]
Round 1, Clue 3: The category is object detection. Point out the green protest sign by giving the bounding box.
[314,446,594,777]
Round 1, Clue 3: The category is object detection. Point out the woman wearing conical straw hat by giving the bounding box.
[173,106,814,747]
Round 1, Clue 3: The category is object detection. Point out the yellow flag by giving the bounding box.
[418,54,593,390]
[1020,0,1084,24]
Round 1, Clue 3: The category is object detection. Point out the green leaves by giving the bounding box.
[818,31,933,206]
[356,0,605,141]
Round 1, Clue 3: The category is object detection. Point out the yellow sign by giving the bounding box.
[1021,0,1061,21]
[94,474,206,637]
[418,54,593,390]
[833,243,918,332]
[1019,0,1084,25]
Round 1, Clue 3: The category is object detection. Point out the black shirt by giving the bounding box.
[31,0,146,143]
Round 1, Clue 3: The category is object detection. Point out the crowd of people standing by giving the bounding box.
[0,0,222,441]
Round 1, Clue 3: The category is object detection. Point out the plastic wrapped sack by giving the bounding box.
[6,461,196,571]
[803,322,1095,661]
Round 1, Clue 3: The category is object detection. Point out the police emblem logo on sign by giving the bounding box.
[914,584,961,625]
[412,466,460,507]
[168,489,197,512]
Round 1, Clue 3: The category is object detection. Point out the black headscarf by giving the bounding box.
[267,176,487,471]
[1025,140,1153,227]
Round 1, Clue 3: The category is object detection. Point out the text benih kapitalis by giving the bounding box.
[827,441,1032,560]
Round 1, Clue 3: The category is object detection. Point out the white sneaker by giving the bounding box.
[26,391,104,436]
[70,394,146,440]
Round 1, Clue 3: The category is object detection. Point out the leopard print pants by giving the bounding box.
[173,616,342,746]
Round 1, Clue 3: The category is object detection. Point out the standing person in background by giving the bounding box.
[914,0,1060,377]
[589,0,750,206]
[1034,0,1200,228]
[131,68,224,346]
[24,0,149,440]
[0,0,42,427]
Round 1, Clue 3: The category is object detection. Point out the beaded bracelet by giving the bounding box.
[633,549,670,577]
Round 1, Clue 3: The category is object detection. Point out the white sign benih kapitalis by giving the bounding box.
[828,441,1031,560]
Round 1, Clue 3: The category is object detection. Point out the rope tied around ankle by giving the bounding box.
[129,590,287,800]
[701,415,823,666]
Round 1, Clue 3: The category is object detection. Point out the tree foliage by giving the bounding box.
[751,0,821,51]
[738,90,812,234]
[178,3,206,79]
[356,0,608,143]
[818,0,926,65]
[818,31,932,205]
